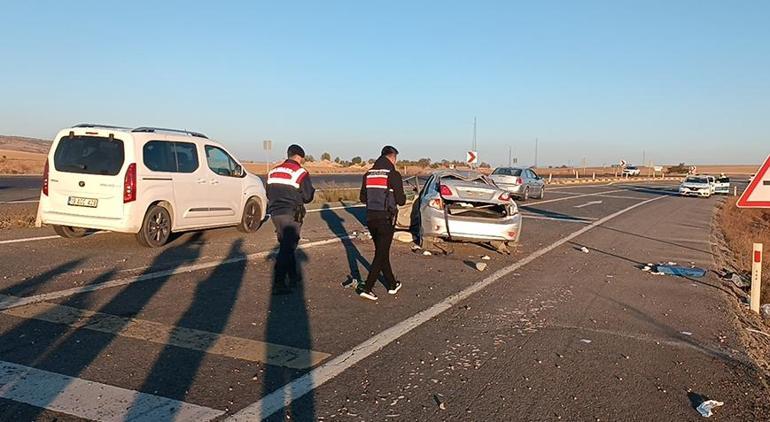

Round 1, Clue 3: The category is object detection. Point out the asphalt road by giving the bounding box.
[0,180,766,421]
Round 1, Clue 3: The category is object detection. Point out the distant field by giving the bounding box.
[0,149,46,174]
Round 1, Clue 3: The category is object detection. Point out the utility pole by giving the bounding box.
[471,117,477,169]
[508,146,512,167]
[642,150,646,167]
[534,138,539,168]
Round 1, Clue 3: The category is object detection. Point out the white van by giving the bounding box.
[38,124,268,247]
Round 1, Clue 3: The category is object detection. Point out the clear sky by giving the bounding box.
[1,1,768,166]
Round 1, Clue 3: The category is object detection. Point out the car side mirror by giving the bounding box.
[233,164,244,177]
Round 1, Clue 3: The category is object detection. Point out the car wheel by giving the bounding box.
[522,188,529,202]
[536,186,545,199]
[136,205,172,248]
[238,197,263,233]
[52,225,87,238]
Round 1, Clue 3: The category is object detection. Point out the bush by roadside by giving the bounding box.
[717,200,770,305]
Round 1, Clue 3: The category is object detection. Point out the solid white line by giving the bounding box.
[528,189,624,206]
[226,195,666,421]
[0,236,348,312]
[0,199,39,204]
[0,231,105,246]
[0,360,224,422]
[306,204,364,213]
[522,214,594,224]
[0,235,60,245]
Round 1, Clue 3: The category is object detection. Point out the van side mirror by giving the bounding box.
[233,164,244,177]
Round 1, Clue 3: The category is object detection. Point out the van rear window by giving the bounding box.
[53,135,125,176]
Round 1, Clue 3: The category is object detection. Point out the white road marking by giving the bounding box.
[226,195,666,421]
[4,301,330,369]
[573,200,603,209]
[0,231,105,245]
[0,236,348,312]
[0,235,60,245]
[0,360,225,422]
[527,189,624,206]
[522,214,594,224]
[0,199,39,204]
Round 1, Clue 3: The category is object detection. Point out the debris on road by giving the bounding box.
[680,331,693,336]
[433,394,446,410]
[393,231,415,243]
[423,250,432,256]
[641,262,706,278]
[475,262,488,272]
[762,304,770,320]
[411,245,422,252]
[580,247,590,254]
[720,271,750,288]
[579,339,592,344]
[481,255,491,261]
[350,230,372,240]
[696,400,724,417]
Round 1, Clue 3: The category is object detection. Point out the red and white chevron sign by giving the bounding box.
[466,151,478,164]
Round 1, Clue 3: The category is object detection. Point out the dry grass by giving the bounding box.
[0,203,38,229]
[0,149,46,174]
[718,201,770,304]
[312,187,361,204]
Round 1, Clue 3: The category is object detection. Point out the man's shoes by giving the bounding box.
[356,288,378,301]
[388,282,402,295]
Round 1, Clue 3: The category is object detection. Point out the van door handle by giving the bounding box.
[210,180,219,185]
[197,178,207,184]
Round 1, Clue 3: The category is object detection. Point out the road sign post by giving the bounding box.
[737,154,770,208]
[751,243,763,314]
[466,151,478,168]
[263,140,273,174]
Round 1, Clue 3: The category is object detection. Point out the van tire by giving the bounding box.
[136,205,172,248]
[238,198,263,233]
[53,225,87,238]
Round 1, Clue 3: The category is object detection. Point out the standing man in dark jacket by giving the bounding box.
[357,145,406,300]
[267,144,315,294]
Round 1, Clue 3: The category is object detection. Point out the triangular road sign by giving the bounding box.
[737,154,770,208]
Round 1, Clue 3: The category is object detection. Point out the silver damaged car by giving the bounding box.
[403,170,522,251]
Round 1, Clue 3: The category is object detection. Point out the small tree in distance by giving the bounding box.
[321,152,331,161]
[305,154,315,162]
[351,156,363,165]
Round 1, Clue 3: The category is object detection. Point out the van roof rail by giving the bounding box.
[131,127,209,139]
[73,123,132,130]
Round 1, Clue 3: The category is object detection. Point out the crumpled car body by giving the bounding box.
[398,170,522,245]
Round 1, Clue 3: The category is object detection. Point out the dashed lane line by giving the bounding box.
[0,360,225,422]
[3,301,330,369]
[226,195,666,421]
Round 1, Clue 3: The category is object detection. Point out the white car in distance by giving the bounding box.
[622,166,641,176]
[38,124,268,247]
[679,175,715,198]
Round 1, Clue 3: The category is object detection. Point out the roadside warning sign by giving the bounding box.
[737,155,770,208]
[466,151,478,165]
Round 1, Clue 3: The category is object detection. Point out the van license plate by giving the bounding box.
[68,196,98,208]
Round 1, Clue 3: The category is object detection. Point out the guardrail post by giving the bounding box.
[734,185,738,196]
[548,173,552,184]
[751,243,763,313]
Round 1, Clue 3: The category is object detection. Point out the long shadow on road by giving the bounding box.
[320,204,370,282]
[126,238,247,419]
[0,232,205,420]
[262,244,315,421]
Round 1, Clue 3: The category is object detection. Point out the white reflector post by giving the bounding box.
[751,243,763,313]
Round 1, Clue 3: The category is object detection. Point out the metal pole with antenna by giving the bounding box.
[534,138,539,168]
[508,146,512,167]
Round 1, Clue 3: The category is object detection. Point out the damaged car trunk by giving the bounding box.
[445,200,509,219]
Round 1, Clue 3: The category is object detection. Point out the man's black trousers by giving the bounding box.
[363,216,397,291]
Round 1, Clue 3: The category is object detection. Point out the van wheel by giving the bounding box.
[53,225,87,238]
[136,205,172,247]
[238,198,263,233]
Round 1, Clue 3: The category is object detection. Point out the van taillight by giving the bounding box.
[123,163,136,203]
[42,159,49,196]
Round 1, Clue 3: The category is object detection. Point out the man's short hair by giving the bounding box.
[381,145,399,156]
[287,144,306,158]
